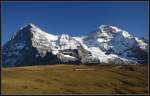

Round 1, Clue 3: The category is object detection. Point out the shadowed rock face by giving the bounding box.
[2,24,148,67]
[2,24,83,67]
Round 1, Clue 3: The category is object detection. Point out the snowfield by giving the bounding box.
[2,23,148,67]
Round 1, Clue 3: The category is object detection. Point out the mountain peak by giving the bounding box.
[98,25,121,33]
[98,25,110,30]
[19,23,38,30]
[2,23,148,67]
[28,23,37,28]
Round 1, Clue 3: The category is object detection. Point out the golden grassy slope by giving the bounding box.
[1,64,148,95]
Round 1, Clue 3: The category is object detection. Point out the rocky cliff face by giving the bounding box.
[2,24,148,67]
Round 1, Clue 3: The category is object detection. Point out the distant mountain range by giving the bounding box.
[2,24,148,67]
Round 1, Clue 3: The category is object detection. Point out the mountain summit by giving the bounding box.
[2,24,148,67]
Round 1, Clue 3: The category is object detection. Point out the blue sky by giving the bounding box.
[2,2,149,45]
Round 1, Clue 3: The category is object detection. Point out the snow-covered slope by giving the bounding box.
[76,25,148,64]
[2,24,148,67]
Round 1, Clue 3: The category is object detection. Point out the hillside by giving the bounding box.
[2,64,148,95]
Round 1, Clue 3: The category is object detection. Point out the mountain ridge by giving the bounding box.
[2,23,148,67]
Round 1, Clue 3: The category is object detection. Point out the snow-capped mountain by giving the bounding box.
[2,24,148,67]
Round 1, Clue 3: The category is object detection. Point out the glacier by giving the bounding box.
[2,23,148,67]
